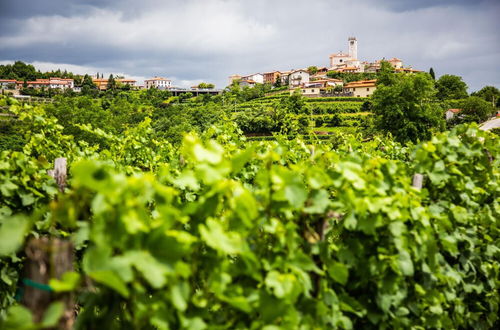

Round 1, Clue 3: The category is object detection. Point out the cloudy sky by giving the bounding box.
[1,0,499,90]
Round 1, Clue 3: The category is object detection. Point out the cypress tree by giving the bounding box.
[429,67,436,80]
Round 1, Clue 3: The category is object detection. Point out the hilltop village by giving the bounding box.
[0,37,419,99]
[0,74,221,97]
[229,37,420,98]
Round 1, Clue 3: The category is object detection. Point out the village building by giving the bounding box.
[241,73,264,84]
[14,77,75,90]
[364,58,407,73]
[343,79,377,97]
[92,77,137,90]
[144,77,172,90]
[316,67,329,74]
[228,74,242,85]
[387,58,403,69]
[279,70,293,84]
[329,37,362,72]
[310,67,329,80]
[263,71,281,85]
[48,78,74,89]
[304,78,343,88]
[311,72,327,80]
[92,78,109,91]
[289,70,310,87]
[446,108,462,121]
[0,79,17,89]
[117,78,137,87]
[239,80,257,87]
[395,67,421,73]
[291,78,345,97]
[336,66,360,73]
[290,87,322,97]
[363,62,380,73]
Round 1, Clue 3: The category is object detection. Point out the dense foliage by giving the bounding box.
[0,95,498,329]
[372,72,445,143]
[326,71,378,83]
[450,96,496,125]
[0,61,82,82]
[471,86,500,108]
[436,74,469,100]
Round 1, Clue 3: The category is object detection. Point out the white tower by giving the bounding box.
[348,37,357,60]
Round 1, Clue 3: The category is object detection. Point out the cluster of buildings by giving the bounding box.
[92,76,174,91]
[229,37,420,97]
[83,76,175,91]
[328,37,417,74]
[0,76,185,93]
[0,75,223,97]
[0,77,75,91]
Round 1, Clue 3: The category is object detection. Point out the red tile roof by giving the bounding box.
[145,77,170,81]
[345,79,377,88]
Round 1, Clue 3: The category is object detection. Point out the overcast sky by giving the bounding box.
[0,0,499,91]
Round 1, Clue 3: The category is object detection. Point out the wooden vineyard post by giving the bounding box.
[22,157,75,329]
[47,157,67,192]
[412,173,424,190]
[22,238,75,328]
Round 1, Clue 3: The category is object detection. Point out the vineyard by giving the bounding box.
[0,96,498,329]
[232,93,371,138]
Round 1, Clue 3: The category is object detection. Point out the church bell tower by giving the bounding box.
[348,37,357,60]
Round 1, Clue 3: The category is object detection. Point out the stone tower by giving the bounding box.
[348,37,357,60]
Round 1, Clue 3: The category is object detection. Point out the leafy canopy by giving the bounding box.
[372,71,445,143]
[436,74,468,100]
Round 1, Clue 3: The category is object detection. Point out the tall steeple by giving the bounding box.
[348,37,357,60]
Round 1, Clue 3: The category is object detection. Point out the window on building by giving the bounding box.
[367,88,370,91]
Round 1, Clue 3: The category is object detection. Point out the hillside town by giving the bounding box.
[0,37,421,99]
[229,37,420,98]
[0,74,221,96]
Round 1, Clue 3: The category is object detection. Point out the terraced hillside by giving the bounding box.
[233,93,372,137]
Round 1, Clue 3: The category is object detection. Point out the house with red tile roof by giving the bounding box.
[145,77,171,90]
[446,108,462,121]
[344,79,377,97]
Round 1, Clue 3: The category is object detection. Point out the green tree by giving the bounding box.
[107,74,116,91]
[81,74,98,96]
[429,67,435,80]
[307,66,318,75]
[436,74,468,100]
[273,75,282,88]
[471,85,500,107]
[377,60,397,86]
[452,96,495,124]
[198,83,215,89]
[82,74,95,88]
[372,72,445,142]
[284,90,306,115]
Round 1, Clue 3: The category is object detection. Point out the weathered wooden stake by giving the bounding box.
[47,157,67,192]
[23,157,74,329]
[22,238,75,329]
[412,173,424,190]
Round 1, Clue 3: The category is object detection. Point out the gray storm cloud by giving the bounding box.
[0,0,498,90]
